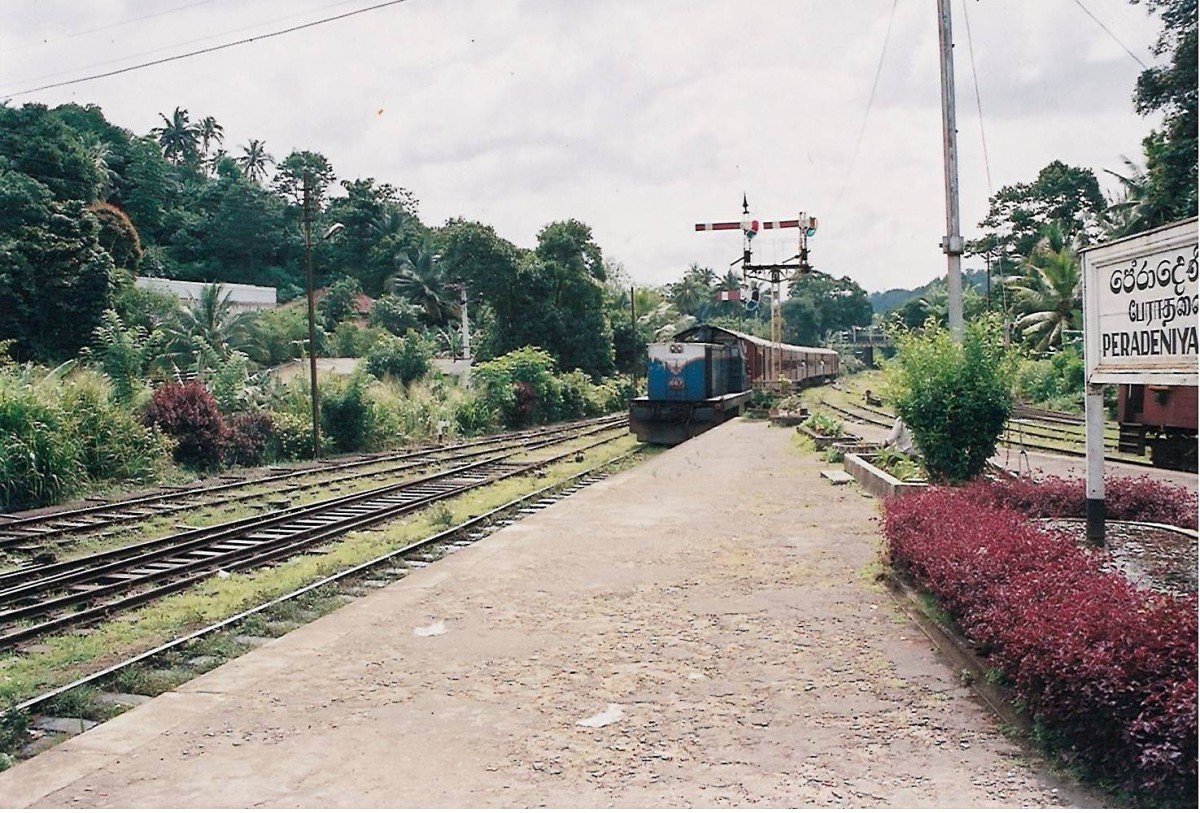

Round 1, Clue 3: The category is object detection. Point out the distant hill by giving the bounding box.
[868,269,991,315]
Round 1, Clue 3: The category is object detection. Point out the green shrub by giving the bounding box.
[1014,344,1084,413]
[801,411,844,437]
[369,294,423,336]
[471,347,563,427]
[267,411,313,460]
[61,372,169,484]
[885,317,1015,484]
[320,374,373,453]
[0,376,83,509]
[364,331,434,385]
[331,321,387,358]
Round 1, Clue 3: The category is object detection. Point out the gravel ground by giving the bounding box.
[0,419,1111,808]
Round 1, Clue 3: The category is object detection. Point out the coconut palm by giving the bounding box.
[1005,229,1081,353]
[197,115,224,176]
[668,263,717,319]
[236,139,275,183]
[389,248,458,325]
[152,107,200,166]
[161,284,260,368]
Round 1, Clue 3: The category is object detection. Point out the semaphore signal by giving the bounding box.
[695,194,820,384]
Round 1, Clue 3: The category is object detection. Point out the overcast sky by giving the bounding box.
[1,0,1165,294]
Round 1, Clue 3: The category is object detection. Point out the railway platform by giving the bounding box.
[0,419,1107,808]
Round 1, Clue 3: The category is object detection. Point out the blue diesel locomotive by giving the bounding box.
[629,325,840,445]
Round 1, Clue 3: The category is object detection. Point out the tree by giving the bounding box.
[668,263,716,319]
[1004,227,1081,353]
[389,247,457,325]
[971,161,1106,260]
[0,103,104,203]
[323,178,422,296]
[152,107,200,167]
[1131,0,1198,222]
[236,139,274,184]
[0,169,114,361]
[161,283,259,367]
[272,150,336,208]
[782,273,872,345]
[197,116,224,176]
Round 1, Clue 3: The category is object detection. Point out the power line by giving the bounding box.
[1,0,411,99]
[960,0,993,199]
[833,0,900,209]
[7,0,368,89]
[1070,0,1149,70]
[7,0,226,54]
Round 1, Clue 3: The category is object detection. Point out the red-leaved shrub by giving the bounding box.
[143,381,226,470]
[882,488,1197,802]
[959,474,1197,530]
[223,412,274,467]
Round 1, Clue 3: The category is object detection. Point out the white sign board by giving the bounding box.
[1082,217,1198,385]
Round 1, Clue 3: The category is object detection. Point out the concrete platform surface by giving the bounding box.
[0,420,1105,808]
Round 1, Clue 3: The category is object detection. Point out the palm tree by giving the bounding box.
[389,248,458,325]
[197,116,224,176]
[1102,156,1176,239]
[161,284,260,367]
[668,263,717,319]
[1005,229,1081,353]
[152,107,200,166]
[237,139,274,183]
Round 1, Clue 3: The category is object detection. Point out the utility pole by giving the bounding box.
[302,172,322,459]
[937,0,965,343]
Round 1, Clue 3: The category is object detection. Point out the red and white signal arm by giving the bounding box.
[1082,217,1198,386]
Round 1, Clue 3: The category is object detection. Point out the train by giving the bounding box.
[1116,383,1198,472]
[629,325,840,445]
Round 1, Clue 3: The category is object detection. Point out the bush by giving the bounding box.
[801,411,844,437]
[1014,344,1084,412]
[224,412,274,467]
[369,294,423,336]
[886,317,1014,483]
[364,331,433,385]
[883,489,1196,802]
[61,372,169,484]
[143,381,226,470]
[331,321,387,358]
[0,376,83,509]
[267,411,313,460]
[471,347,563,428]
[319,374,373,454]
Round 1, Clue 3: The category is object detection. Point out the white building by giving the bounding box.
[134,278,277,312]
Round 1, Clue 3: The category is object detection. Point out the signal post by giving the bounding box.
[696,196,818,386]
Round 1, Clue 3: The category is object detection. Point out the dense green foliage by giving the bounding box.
[364,331,434,385]
[886,318,1015,484]
[0,364,168,510]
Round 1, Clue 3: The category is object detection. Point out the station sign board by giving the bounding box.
[1082,217,1198,386]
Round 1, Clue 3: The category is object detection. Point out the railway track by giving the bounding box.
[819,394,1152,466]
[0,417,629,649]
[0,416,625,554]
[5,441,644,744]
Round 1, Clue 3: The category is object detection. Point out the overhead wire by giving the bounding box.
[6,0,226,53]
[1069,0,1150,70]
[1,0,411,99]
[833,0,900,210]
[5,0,367,88]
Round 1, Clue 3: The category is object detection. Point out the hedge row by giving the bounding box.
[882,487,1197,803]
